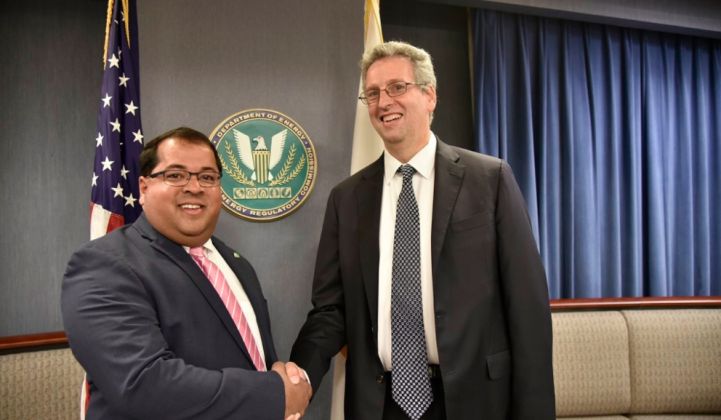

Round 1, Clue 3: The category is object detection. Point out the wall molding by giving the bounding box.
[3,296,720,350]
[0,331,68,351]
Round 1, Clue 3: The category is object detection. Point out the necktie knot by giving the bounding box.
[189,246,205,259]
[398,164,416,181]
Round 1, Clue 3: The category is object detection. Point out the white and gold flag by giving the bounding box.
[331,1,384,419]
[349,0,385,174]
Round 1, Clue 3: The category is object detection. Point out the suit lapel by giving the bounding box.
[133,216,256,366]
[356,157,384,336]
[431,140,464,276]
[356,143,463,338]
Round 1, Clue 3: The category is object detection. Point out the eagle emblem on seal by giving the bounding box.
[233,128,288,184]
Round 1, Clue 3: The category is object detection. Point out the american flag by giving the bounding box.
[90,0,143,240]
[84,1,142,414]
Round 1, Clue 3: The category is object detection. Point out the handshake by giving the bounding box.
[272,361,313,420]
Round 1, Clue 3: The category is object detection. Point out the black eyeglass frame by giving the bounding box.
[147,169,222,187]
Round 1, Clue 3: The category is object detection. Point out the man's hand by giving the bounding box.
[284,361,311,386]
[272,361,311,419]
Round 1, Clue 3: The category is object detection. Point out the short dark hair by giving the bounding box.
[139,127,222,176]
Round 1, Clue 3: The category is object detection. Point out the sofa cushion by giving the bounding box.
[624,309,721,414]
[0,347,83,420]
[553,311,632,417]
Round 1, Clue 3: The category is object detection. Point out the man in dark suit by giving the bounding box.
[62,127,310,420]
[290,42,555,420]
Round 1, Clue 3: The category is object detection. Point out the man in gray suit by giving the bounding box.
[62,127,310,419]
[290,42,555,420]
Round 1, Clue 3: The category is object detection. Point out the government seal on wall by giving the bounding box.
[210,109,317,222]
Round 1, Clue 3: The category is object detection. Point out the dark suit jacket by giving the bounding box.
[291,140,555,420]
[62,214,284,420]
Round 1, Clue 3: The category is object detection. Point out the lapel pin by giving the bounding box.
[233,252,240,259]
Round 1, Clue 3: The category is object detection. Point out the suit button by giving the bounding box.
[376,374,385,384]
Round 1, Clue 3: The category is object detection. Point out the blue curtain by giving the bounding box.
[471,10,721,298]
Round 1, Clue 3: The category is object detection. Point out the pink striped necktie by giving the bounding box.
[189,247,266,371]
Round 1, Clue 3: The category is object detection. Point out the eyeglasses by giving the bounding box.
[359,81,425,105]
[147,169,222,187]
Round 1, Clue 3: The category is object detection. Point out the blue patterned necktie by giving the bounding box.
[391,164,433,420]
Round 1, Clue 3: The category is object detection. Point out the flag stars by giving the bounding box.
[125,101,138,115]
[124,193,138,208]
[101,156,114,171]
[92,4,142,227]
[108,53,120,69]
[132,129,144,143]
[111,183,124,198]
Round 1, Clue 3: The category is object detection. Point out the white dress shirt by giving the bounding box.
[185,240,266,365]
[377,133,438,370]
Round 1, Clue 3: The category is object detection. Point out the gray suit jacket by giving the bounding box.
[291,140,555,420]
[62,214,283,419]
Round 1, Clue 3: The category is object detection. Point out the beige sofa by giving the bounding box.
[1,298,720,420]
[552,298,721,420]
[0,333,83,420]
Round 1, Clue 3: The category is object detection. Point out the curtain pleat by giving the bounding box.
[472,10,721,298]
